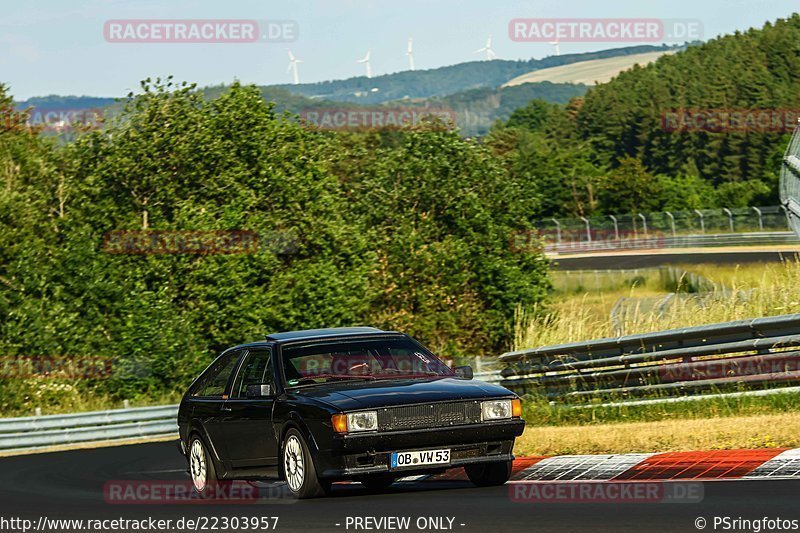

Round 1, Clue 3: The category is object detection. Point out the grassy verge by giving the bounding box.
[0,390,183,418]
[520,261,800,348]
[521,389,800,426]
[514,412,797,456]
[510,262,800,455]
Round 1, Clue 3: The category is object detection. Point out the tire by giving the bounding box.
[361,473,395,492]
[465,460,512,487]
[188,436,232,498]
[282,428,330,499]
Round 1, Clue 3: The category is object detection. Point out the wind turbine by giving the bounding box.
[406,37,415,71]
[549,38,561,56]
[475,35,497,60]
[357,49,372,78]
[287,49,302,85]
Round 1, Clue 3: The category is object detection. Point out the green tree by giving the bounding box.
[597,157,662,214]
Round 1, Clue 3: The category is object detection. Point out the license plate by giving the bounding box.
[390,449,450,469]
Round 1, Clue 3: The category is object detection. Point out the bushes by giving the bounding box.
[0,81,549,414]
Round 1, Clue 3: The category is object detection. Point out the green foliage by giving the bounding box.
[597,157,663,214]
[0,80,550,415]
[506,99,557,131]
[486,105,605,217]
[657,172,717,211]
[327,128,550,352]
[714,179,772,207]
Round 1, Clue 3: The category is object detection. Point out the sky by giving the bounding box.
[1,0,798,100]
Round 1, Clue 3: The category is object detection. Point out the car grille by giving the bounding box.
[378,401,482,431]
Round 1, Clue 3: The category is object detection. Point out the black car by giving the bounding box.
[177,327,525,498]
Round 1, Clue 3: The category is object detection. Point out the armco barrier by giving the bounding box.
[0,404,178,452]
[499,314,800,402]
[544,231,800,255]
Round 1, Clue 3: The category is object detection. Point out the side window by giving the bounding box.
[231,349,274,398]
[193,350,242,398]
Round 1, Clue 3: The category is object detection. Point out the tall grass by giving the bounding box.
[517,261,800,349]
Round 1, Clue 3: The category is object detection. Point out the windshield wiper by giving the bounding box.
[372,370,444,379]
[288,374,376,387]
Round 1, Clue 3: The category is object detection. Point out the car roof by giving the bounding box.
[265,326,390,342]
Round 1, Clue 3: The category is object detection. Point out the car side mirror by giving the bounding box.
[454,366,473,380]
[246,383,272,398]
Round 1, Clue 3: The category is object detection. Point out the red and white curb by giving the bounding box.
[418,448,800,483]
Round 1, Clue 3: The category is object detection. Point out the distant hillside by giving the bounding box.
[273,45,677,104]
[17,82,587,138]
[12,44,677,138]
[504,50,678,87]
[15,95,117,110]
[416,82,587,137]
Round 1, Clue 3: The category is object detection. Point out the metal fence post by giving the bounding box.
[580,216,592,242]
[723,208,734,232]
[752,206,763,231]
[665,211,676,237]
[695,209,705,233]
[609,215,619,240]
[551,218,562,244]
[638,213,648,239]
[781,205,791,230]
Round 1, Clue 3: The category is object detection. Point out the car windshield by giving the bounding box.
[281,337,454,386]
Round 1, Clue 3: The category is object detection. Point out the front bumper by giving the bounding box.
[315,419,525,479]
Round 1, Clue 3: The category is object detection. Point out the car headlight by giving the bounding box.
[332,411,378,433]
[481,399,516,421]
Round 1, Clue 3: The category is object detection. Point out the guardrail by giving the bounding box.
[498,314,800,403]
[544,231,800,255]
[0,404,178,452]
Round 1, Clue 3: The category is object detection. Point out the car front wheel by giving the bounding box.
[465,460,512,487]
[282,429,330,499]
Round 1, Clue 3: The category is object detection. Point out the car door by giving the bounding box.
[219,347,279,469]
[190,348,245,462]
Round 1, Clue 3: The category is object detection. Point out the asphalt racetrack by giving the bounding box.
[2,441,799,532]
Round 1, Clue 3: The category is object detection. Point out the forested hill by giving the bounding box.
[489,15,800,219]
[16,95,116,110]
[272,45,676,104]
[574,14,800,188]
[14,45,676,113]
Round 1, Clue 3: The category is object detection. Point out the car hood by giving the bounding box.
[294,377,514,411]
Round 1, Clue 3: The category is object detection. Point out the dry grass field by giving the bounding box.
[503,50,676,87]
